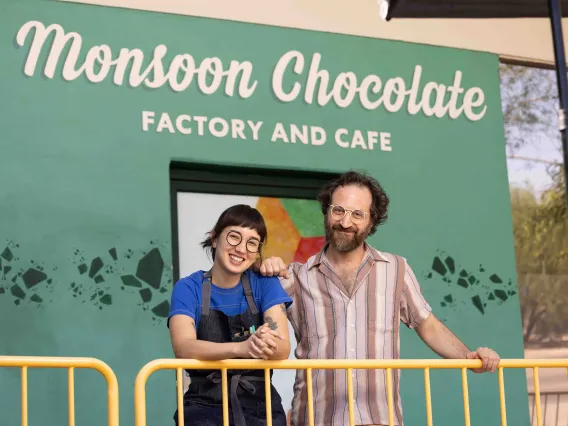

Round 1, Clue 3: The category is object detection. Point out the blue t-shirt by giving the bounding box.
[168,269,293,329]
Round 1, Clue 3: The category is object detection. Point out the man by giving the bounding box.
[257,170,500,426]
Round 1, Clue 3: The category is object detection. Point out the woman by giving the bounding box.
[168,204,292,426]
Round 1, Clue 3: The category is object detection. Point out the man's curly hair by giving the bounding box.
[316,170,390,236]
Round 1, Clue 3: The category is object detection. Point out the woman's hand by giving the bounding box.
[241,323,284,360]
[249,323,284,359]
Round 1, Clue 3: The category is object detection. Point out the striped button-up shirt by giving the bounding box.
[281,244,432,426]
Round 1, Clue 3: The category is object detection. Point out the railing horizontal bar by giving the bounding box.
[135,358,568,376]
[0,356,112,370]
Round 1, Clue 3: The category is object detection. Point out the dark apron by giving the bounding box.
[174,270,287,426]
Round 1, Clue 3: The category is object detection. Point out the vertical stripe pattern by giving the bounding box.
[281,245,432,426]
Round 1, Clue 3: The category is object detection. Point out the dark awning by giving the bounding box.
[383,0,568,20]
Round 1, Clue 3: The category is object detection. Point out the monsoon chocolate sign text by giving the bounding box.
[15,20,488,151]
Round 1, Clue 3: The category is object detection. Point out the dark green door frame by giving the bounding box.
[169,162,338,283]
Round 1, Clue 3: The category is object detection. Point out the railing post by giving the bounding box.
[264,368,273,426]
[497,368,507,426]
[68,367,76,426]
[461,368,471,426]
[21,367,28,426]
[424,368,433,426]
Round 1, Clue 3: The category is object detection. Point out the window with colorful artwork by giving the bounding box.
[170,163,335,281]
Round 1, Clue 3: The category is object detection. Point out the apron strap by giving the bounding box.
[201,270,212,316]
[241,273,259,315]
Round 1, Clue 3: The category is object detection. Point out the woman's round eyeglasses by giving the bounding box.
[226,230,262,253]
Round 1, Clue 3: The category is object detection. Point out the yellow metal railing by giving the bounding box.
[0,356,119,426]
[134,358,568,426]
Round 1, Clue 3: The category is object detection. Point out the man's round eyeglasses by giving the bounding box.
[329,205,368,224]
[226,230,262,253]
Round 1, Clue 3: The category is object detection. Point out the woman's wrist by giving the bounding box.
[232,341,247,358]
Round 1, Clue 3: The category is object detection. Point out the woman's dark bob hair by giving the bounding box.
[200,204,268,261]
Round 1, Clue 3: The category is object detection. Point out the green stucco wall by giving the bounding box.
[0,0,527,425]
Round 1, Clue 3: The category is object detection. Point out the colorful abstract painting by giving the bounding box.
[256,197,326,264]
[177,193,326,280]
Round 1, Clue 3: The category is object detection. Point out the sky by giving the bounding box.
[501,65,565,195]
[506,132,564,194]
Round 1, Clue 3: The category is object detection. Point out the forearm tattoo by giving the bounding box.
[265,315,278,330]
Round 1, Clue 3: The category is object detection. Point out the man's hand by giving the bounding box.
[415,314,500,373]
[246,323,284,360]
[466,347,500,373]
[258,257,289,279]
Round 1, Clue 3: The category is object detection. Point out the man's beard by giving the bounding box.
[325,222,370,253]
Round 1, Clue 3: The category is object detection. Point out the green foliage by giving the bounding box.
[501,63,568,344]
[499,63,558,153]
[510,178,568,344]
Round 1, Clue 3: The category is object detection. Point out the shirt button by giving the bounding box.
[350,348,355,352]
[351,324,355,328]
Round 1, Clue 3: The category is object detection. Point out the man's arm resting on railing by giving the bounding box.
[415,313,500,373]
[415,313,470,359]
[169,314,249,361]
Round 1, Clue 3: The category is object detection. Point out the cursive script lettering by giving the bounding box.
[16,21,258,98]
[15,21,488,122]
[272,51,487,121]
